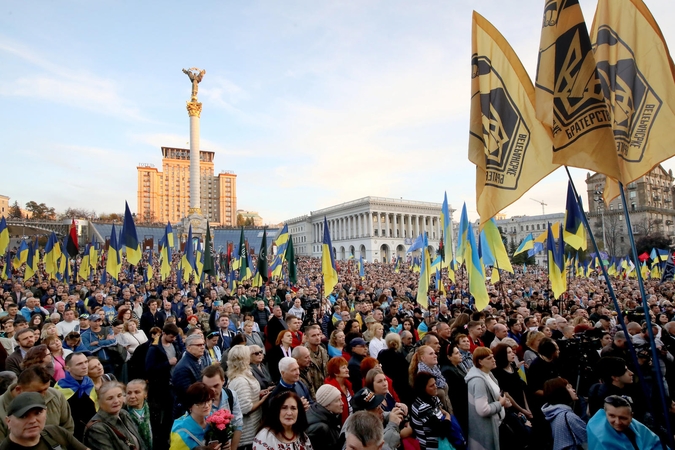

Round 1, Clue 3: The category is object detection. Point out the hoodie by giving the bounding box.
[541,403,587,450]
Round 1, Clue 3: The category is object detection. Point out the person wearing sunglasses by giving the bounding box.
[587,395,661,450]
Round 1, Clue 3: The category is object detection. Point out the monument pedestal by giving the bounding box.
[178,209,208,240]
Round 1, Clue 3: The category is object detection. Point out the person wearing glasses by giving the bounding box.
[170,382,221,449]
[588,395,661,450]
[249,345,274,391]
[172,334,206,418]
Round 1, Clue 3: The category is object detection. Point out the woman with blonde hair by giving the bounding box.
[227,344,270,449]
[242,319,265,353]
[117,319,148,358]
[40,323,58,342]
[368,323,387,358]
[523,331,545,368]
[410,345,451,412]
[328,330,350,360]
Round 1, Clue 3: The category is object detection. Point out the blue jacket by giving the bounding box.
[172,352,203,417]
[81,327,116,361]
[588,409,662,450]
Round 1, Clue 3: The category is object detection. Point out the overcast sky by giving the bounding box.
[1,0,674,224]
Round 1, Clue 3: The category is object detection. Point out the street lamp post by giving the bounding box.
[594,190,607,252]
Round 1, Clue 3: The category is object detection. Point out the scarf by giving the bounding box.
[56,372,95,399]
[124,402,153,450]
[418,362,447,389]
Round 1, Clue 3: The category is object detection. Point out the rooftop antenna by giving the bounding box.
[530,198,547,215]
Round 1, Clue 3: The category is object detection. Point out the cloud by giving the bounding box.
[0,38,147,121]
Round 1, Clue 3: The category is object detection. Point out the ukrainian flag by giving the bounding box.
[159,233,172,281]
[146,248,154,281]
[166,222,175,249]
[1,250,11,281]
[25,239,39,281]
[44,232,62,279]
[456,203,469,265]
[563,182,587,250]
[514,234,534,256]
[416,234,431,308]
[547,223,566,299]
[270,224,289,278]
[393,256,401,273]
[321,217,338,297]
[0,217,8,255]
[181,225,196,282]
[12,240,28,270]
[105,223,121,281]
[465,222,489,311]
[79,244,91,281]
[412,257,421,273]
[121,202,142,266]
[441,192,454,265]
[358,255,365,279]
[430,255,442,273]
[88,239,98,271]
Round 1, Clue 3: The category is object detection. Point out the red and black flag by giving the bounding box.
[66,219,79,257]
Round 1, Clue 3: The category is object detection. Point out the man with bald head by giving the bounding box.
[490,324,509,348]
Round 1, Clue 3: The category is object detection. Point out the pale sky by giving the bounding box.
[1,0,674,224]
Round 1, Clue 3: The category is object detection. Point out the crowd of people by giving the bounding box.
[0,251,673,449]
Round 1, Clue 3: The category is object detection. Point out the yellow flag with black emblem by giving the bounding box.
[535,0,621,181]
[591,0,675,202]
[470,11,560,224]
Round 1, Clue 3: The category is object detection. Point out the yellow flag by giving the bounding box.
[535,0,620,181]
[470,11,560,224]
[534,222,561,243]
[591,0,675,201]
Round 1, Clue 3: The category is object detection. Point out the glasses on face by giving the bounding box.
[189,343,205,347]
[196,400,213,407]
[252,351,263,355]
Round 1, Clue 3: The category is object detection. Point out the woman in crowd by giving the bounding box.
[252,391,312,450]
[249,344,274,390]
[306,385,343,450]
[117,319,148,358]
[522,331,545,368]
[88,356,117,391]
[410,371,451,450]
[441,342,469,436]
[361,357,399,403]
[227,345,269,449]
[170,382,220,449]
[267,330,293,382]
[455,334,474,374]
[21,344,55,381]
[117,308,133,324]
[410,345,450,412]
[40,323,58,342]
[324,356,353,424]
[44,335,69,381]
[465,347,511,450]
[389,317,402,334]
[242,320,265,354]
[401,318,419,343]
[368,323,387,358]
[541,377,587,450]
[85,381,146,450]
[29,313,44,332]
[328,330,349,360]
[124,379,153,450]
[365,368,397,411]
[450,313,470,340]
[492,343,532,421]
[377,333,411,405]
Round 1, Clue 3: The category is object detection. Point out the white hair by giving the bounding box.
[278,356,297,374]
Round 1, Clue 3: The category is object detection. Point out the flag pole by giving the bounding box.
[617,180,674,444]
[565,168,669,440]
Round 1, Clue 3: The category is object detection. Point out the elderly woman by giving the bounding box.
[227,345,270,449]
[116,319,148,358]
[252,391,312,450]
[84,381,146,450]
[324,356,353,425]
[306,385,343,450]
[242,320,265,354]
[170,382,221,449]
[465,347,511,450]
[124,379,153,450]
[249,345,274,390]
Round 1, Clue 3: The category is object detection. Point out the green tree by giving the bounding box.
[8,201,22,219]
[25,201,56,220]
[636,233,671,257]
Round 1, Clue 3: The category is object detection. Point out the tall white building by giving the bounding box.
[285,196,450,262]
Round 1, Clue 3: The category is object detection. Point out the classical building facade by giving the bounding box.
[494,213,565,266]
[0,195,8,219]
[285,196,449,262]
[137,147,237,226]
[586,164,675,256]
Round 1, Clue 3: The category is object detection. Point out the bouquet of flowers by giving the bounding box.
[205,409,235,445]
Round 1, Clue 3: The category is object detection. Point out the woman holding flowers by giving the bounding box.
[170,382,221,449]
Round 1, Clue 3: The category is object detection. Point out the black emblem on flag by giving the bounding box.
[661,254,675,283]
[594,26,663,162]
[543,0,559,27]
[471,55,530,191]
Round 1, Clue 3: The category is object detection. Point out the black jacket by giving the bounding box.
[306,403,342,450]
[348,354,365,392]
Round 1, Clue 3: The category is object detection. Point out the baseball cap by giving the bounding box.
[89,314,102,322]
[350,338,367,348]
[8,392,47,417]
[79,314,90,320]
[351,388,385,412]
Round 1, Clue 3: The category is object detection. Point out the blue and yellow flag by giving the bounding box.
[159,233,172,281]
[514,234,534,256]
[270,224,288,278]
[322,217,338,297]
[44,232,62,279]
[547,223,566,299]
[563,181,587,250]
[482,218,513,273]
[430,255,442,273]
[412,257,421,273]
[456,203,469,266]
[358,255,365,279]
[470,12,559,224]
[79,244,91,281]
[416,233,431,309]
[441,192,454,265]
[146,248,154,281]
[165,222,175,250]
[105,224,121,281]
[1,250,11,280]
[393,256,401,273]
[181,225,196,282]
[12,240,28,270]
[0,217,8,256]
[465,222,489,311]
[122,202,142,266]
[436,268,446,295]
[25,239,39,281]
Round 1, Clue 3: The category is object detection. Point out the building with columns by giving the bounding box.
[285,196,449,262]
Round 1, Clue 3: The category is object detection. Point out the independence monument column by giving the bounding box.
[179,67,207,239]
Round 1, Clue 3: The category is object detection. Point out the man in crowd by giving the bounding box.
[56,309,79,338]
[267,357,313,411]
[201,365,243,450]
[54,352,97,440]
[348,338,369,392]
[172,333,205,417]
[5,329,35,377]
[588,395,661,448]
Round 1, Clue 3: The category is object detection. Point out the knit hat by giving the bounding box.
[315,385,342,408]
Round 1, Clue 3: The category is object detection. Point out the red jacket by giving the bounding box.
[325,376,353,424]
[290,331,304,348]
